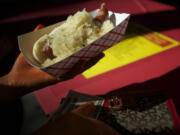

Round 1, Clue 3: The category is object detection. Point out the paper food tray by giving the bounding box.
[18,9,130,77]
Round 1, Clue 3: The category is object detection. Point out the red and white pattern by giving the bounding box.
[43,16,130,77]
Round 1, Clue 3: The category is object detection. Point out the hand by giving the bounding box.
[1,50,103,103]
[6,52,104,92]
[4,24,58,92]
[35,102,120,135]
[7,53,58,90]
[0,24,104,103]
[7,24,104,90]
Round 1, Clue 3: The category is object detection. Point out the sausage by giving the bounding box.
[42,44,55,59]
[95,3,108,22]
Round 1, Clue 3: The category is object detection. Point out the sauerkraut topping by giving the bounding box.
[33,9,114,67]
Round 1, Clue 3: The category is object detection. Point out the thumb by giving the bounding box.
[32,68,60,85]
[72,102,95,117]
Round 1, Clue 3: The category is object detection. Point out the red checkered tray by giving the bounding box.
[18,9,130,77]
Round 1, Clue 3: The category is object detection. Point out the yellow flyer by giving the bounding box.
[83,23,180,78]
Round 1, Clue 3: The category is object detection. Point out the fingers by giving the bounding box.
[38,70,59,83]
[28,68,60,89]
[72,102,95,117]
[34,24,44,31]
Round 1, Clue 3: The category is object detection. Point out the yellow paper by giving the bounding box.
[83,23,180,78]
